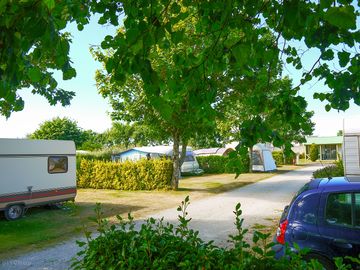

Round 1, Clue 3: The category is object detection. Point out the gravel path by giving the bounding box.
[0,165,320,270]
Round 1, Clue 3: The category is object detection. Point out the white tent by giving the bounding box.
[252,143,277,172]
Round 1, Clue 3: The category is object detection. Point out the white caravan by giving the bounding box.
[343,132,360,177]
[0,139,76,220]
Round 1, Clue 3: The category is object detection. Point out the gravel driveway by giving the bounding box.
[0,165,320,270]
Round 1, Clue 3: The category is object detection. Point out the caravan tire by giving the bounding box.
[4,204,24,221]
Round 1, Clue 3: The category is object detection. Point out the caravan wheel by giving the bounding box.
[5,204,24,221]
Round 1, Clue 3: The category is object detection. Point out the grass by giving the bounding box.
[0,165,298,259]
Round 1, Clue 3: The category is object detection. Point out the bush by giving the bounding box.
[76,150,114,171]
[272,151,295,165]
[272,151,284,165]
[309,144,319,162]
[77,159,173,190]
[72,197,358,270]
[197,155,249,174]
[313,160,344,178]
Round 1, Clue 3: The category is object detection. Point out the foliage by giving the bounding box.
[313,160,344,178]
[272,151,295,166]
[3,0,359,186]
[197,155,249,174]
[29,117,86,148]
[77,159,173,190]
[0,1,93,117]
[103,122,168,148]
[72,197,358,270]
[309,144,319,162]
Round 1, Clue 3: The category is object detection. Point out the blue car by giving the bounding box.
[273,176,360,270]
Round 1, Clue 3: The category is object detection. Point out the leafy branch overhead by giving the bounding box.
[1,0,358,118]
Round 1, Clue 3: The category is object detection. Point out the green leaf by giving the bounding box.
[77,24,84,31]
[325,104,331,111]
[44,0,55,10]
[28,67,42,82]
[338,51,350,67]
[63,67,76,80]
[324,6,356,30]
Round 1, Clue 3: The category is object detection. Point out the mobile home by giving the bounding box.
[0,139,76,220]
[343,132,360,177]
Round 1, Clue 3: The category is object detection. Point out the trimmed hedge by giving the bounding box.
[272,151,295,165]
[77,159,173,190]
[313,160,344,178]
[197,155,249,174]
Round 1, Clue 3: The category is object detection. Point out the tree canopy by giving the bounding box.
[29,117,86,148]
[2,0,359,188]
[2,1,359,116]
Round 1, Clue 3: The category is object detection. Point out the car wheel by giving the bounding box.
[305,254,334,270]
[4,204,24,221]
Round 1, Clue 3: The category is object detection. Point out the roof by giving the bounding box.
[0,139,75,155]
[193,148,235,156]
[304,136,343,145]
[318,176,360,188]
[114,145,193,156]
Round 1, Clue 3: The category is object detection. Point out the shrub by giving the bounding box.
[272,151,295,165]
[313,160,344,178]
[77,159,173,190]
[272,151,284,165]
[72,197,358,270]
[197,155,249,174]
[309,144,319,162]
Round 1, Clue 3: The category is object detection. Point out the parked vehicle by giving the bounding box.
[0,139,76,220]
[273,176,360,270]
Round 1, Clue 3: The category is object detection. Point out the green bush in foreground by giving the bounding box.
[77,159,173,190]
[313,160,344,178]
[72,197,358,270]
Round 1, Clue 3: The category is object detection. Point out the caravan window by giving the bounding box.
[48,156,68,174]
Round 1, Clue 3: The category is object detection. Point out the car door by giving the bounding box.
[318,192,360,259]
[287,193,322,248]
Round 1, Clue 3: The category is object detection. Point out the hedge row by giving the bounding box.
[197,155,249,174]
[77,159,173,190]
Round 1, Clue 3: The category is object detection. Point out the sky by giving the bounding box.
[0,15,359,139]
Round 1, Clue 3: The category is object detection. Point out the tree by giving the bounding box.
[215,69,314,172]
[3,1,359,186]
[337,130,343,136]
[29,117,86,148]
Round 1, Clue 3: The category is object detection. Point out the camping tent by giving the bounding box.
[252,143,277,172]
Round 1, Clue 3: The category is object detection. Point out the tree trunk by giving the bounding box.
[171,132,180,190]
[179,138,188,167]
[248,146,253,173]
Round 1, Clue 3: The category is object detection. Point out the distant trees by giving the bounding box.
[29,117,86,148]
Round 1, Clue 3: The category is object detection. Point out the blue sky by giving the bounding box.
[0,15,359,138]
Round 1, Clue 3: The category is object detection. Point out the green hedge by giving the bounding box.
[77,159,173,190]
[272,151,295,165]
[197,155,249,174]
[313,160,344,178]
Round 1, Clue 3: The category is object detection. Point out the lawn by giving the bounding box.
[0,165,297,259]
